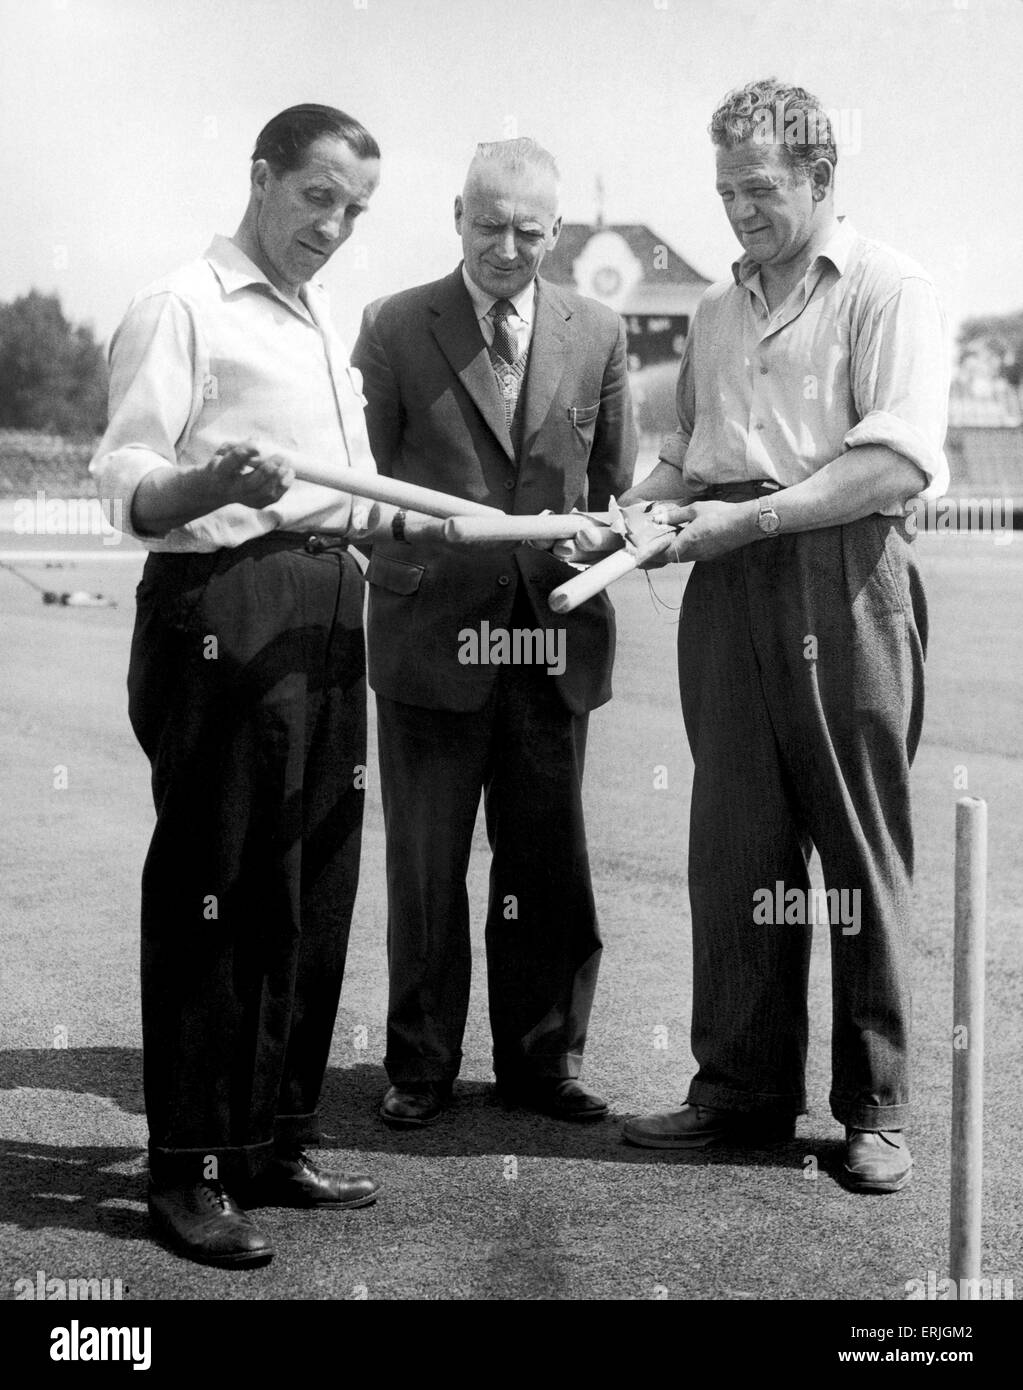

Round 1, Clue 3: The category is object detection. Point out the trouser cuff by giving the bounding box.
[384,1055,461,1086]
[148,1112,321,1187]
[147,1139,275,1189]
[492,1050,583,1083]
[687,1080,805,1116]
[274,1111,321,1152]
[831,1094,910,1130]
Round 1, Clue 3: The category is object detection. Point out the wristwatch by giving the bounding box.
[756,495,782,536]
[391,508,410,543]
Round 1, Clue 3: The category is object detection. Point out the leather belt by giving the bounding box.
[255,531,350,556]
[700,480,782,501]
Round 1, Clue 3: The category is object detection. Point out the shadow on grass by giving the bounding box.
[0,1047,149,1238]
[1,1046,145,1113]
[0,1138,150,1239]
[318,1063,838,1174]
[0,1050,845,1240]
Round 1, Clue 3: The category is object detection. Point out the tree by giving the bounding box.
[0,291,108,436]
[957,309,1023,388]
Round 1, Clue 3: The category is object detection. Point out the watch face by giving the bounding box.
[758,503,781,535]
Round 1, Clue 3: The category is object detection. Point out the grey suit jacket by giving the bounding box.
[352,266,637,715]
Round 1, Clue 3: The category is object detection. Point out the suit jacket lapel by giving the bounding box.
[520,279,569,456]
[430,269,515,463]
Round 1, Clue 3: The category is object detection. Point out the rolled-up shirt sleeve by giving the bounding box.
[89,292,204,538]
[845,274,950,498]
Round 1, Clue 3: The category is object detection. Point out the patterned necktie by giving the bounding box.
[490,298,519,364]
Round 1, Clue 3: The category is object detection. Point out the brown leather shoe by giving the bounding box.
[496,1077,609,1122]
[842,1129,912,1193]
[380,1083,451,1127]
[148,1181,273,1268]
[623,1103,795,1149]
[249,1152,380,1208]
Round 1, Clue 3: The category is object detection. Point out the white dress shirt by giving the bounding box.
[90,235,376,551]
[659,219,950,511]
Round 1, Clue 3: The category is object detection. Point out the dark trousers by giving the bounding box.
[376,615,602,1085]
[679,512,926,1130]
[127,534,366,1187]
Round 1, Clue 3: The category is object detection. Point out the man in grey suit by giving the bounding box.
[353,137,636,1127]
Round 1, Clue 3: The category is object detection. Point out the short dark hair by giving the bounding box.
[710,78,836,180]
[252,103,379,173]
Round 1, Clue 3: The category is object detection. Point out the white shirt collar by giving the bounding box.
[732,216,857,287]
[461,263,536,324]
[205,234,326,315]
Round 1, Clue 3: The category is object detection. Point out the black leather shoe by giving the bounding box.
[842,1128,913,1193]
[148,1181,273,1269]
[380,1083,451,1127]
[248,1152,380,1209]
[623,1103,796,1149]
[496,1077,609,1122]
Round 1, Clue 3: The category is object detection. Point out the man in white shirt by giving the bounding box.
[91,104,383,1267]
[620,80,949,1193]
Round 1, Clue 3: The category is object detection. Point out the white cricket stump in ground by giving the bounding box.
[950,796,987,1296]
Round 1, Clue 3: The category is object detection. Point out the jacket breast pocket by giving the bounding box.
[568,402,600,430]
[367,551,425,595]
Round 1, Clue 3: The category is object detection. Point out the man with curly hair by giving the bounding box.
[620,79,949,1193]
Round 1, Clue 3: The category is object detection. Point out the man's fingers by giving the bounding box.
[211,442,259,471]
[552,534,623,564]
[548,519,626,561]
[637,535,684,569]
[551,541,589,563]
[243,463,293,500]
[217,455,294,509]
[251,453,296,491]
[265,460,296,490]
[574,519,621,552]
[648,502,695,527]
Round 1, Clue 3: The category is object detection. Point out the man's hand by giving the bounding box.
[638,499,758,567]
[201,443,296,510]
[550,519,625,564]
[130,442,296,537]
[636,446,931,566]
[618,461,700,510]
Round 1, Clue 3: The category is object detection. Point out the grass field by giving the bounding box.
[1,531,1020,1303]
